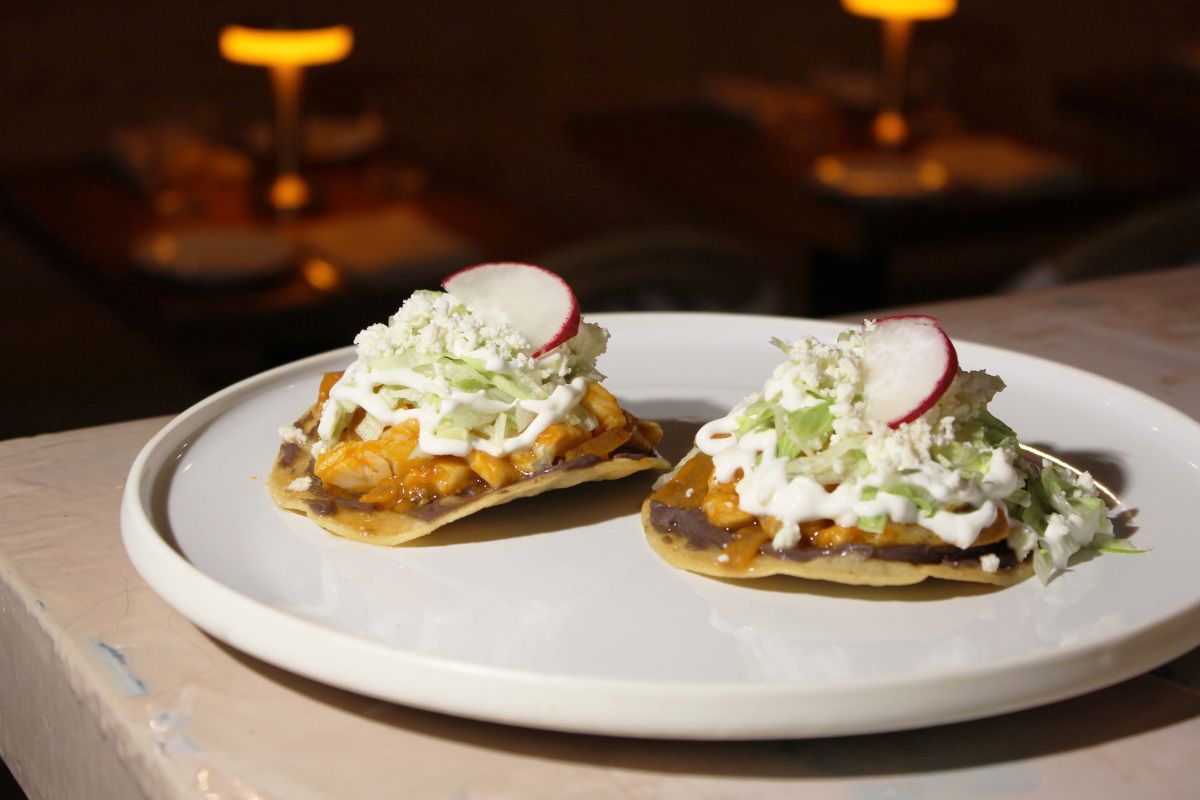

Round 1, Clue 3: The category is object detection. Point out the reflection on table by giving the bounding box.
[0,143,570,391]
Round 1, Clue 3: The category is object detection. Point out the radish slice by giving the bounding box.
[862,315,959,428]
[442,263,581,357]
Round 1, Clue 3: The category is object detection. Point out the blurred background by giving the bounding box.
[2,0,1199,440]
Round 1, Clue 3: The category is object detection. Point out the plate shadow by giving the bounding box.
[210,638,1200,781]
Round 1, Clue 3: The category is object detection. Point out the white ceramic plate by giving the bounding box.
[122,313,1200,739]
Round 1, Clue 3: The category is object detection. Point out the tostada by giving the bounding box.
[643,315,1121,586]
[270,263,668,544]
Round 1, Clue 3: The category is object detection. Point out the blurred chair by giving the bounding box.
[1006,195,1200,291]
[540,229,790,314]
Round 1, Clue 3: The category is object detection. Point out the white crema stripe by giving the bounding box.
[697,420,1013,551]
[693,330,1023,552]
[321,368,587,458]
[310,288,610,462]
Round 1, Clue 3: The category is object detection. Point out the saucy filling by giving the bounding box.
[296,371,662,515]
[648,452,1014,570]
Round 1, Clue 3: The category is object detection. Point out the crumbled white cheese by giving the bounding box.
[313,289,610,459]
[353,289,532,367]
[278,426,307,445]
[695,327,1018,552]
[979,553,1000,574]
[287,476,314,493]
[684,487,694,498]
[1006,523,1038,561]
[1042,514,1076,566]
[717,553,730,564]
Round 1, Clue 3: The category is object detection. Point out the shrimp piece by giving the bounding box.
[381,419,419,443]
[468,450,522,488]
[724,523,772,569]
[314,420,419,493]
[580,382,626,432]
[811,525,856,549]
[360,456,476,507]
[405,457,475,497]
[563,425,631,461]
[702,483,755,529]
[510,422,588,474]
[625,418,663,453]
[650,452,713,509]
[316,371,344,405]
[635,419,663,446]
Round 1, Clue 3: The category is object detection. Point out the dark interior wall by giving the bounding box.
[0,1,1193,227]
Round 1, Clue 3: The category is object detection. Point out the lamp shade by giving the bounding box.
[842,0,956,20]
[219,24,353,67]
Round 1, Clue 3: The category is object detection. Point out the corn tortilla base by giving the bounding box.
[269,403,669,545]
[640,497,1032,587]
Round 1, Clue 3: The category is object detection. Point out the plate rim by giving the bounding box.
[121,311,1200,739]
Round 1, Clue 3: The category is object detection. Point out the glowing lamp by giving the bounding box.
[841,0,955,149]
[814,0,955,198]
[220,23,354,214]
[219,25,353,67]
[301,256,342,291]
[842,0,956,21]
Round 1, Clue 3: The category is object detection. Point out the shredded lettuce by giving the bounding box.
[319,312,608,450]
[784,402,834,454]
[735,400,773,438]
[882,483,939,516]
[1090,533,1149,554]
[1004,459,1119,583]
[354,413,385,441]
[856,514,887,534]
[717,328,1128,584]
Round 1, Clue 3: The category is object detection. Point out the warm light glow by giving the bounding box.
[813,156,847,187]
[1019,444,1121,505]
[269,173,312,211]
[916,160,949,190]
[220,25,353,67]
[149,233,178,264]
[813,153,947,197]
[842,0,956,20]
[872,110,908,148]
[302,257,342,291]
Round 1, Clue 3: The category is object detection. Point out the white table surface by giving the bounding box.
[2,265,1199,799]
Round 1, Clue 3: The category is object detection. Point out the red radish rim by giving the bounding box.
[441,261,569,291]
[441,262,581,357]
[866,315,960,428]
[870,313,944,326]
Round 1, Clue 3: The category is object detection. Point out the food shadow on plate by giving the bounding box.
[1023,442,1128,504]
[701,574,1004,602]
[402,470,661,547]
[208,636,1200,779]
[626,399,727,464]
[1023,442,1140,543]
[1064,504,1142,570]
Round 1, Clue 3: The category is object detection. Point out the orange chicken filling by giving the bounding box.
[312,374,662,512]
[650,452,1008,570]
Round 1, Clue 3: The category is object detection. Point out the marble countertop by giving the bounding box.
[2,266,1198,799]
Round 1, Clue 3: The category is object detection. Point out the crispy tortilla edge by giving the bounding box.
[267,406,670,545]
[639,497,1033,587]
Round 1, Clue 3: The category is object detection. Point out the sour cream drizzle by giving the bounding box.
[313,290,606,460]
[697,418,1019,550]
[694,344,1024,553]
[319,361,588,458]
